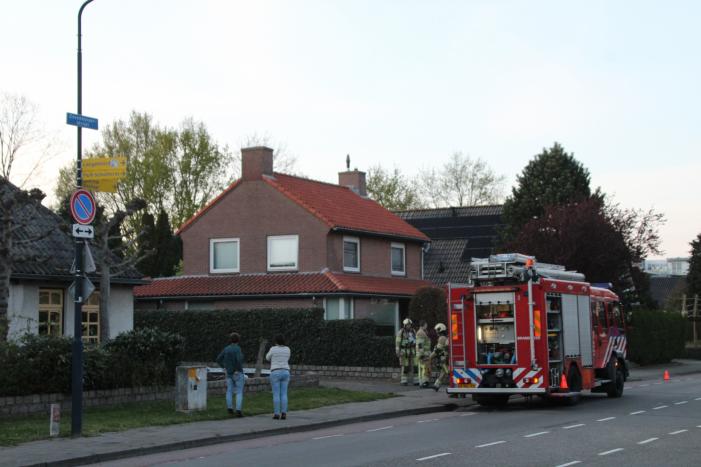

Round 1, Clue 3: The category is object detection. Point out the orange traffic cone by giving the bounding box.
[560,374,569,390]
[663,370,670,381]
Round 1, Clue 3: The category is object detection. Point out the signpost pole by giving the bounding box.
[72,0,94,437]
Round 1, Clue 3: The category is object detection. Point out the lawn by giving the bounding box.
[0,387,395,446]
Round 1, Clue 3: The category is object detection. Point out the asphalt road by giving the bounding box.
[95,375,701,467]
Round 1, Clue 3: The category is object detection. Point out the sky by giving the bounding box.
[1,0,699,258]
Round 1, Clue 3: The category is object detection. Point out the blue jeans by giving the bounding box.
[226,372,245,411]
[270,369,290,415]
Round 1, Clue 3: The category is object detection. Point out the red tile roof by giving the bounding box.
[176,172,429,242]
[265,174,429,241]
[134,271,431,299]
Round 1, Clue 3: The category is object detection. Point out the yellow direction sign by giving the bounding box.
[83,178,119,193]
[82,156,127,179]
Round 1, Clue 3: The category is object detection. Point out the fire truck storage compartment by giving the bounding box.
[561,294,581,358]
[475,292,516,365]
[577,295,593,366]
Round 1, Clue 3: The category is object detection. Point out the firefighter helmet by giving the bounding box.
[435,323,447,333]
[402,318,413,326]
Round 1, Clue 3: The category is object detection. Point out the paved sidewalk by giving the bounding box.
[1,381,461,467]
[2,360,700,467]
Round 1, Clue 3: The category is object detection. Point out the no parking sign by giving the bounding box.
[69,189,96,225]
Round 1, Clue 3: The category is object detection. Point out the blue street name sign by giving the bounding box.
[66,112,98,130]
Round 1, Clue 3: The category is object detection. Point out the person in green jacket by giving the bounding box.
[217,332,245,417]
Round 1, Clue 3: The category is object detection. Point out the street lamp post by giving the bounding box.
[72,0,94,437]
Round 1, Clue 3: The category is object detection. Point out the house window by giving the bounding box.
[343,237,360,272]
[267,235,298,271]
[210,238,240,273]
[391,242,406,275]
[38,288,63,337]
[324,297,353,320]
[82,293,100,344]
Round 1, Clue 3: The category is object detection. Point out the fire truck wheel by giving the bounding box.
[606,366,625,398]
[562,366,582,406]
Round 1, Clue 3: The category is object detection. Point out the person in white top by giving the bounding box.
[266,334,291,420]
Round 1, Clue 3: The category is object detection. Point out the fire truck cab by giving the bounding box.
[446,253,628,406]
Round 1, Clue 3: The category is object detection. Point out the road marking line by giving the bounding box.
[476,440,506,448]
[695,397,701,401]
[563,423,585,429]
[460,412,476,416]
[312,434,343,440]
[366,426,393,432]
[597,417,615,422]
[524,431,550,438]
[598,448,624,456]
[654,382,663,385]
[416,452,451,461]
[630,410,646,415]
[674,401,688,405]
[669,429,688,435]
[640,383,650,387]
[417,419,439,423]
[637,437,658,445]
[653,405,668,410]
[555,461,581,467]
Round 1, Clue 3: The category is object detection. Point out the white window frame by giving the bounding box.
[323,297,354,320]
[391,242,406,276]
[343,236,360,273]
[267,235,299,271]
[209,238,240,273]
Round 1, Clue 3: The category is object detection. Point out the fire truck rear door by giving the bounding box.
[577,295,593,366]
[562,294,581,358]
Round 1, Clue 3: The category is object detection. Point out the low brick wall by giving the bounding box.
[0,374,319,417]
[291,364,402,380]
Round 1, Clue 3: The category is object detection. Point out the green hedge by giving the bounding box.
[134,308,396,367]
[0,329,184,397]
[627,309,687,365]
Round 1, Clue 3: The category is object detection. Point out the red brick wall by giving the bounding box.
[180,180,330,275]
[327,233,423,280]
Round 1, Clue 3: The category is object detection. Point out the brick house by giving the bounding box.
[134,147,431,332]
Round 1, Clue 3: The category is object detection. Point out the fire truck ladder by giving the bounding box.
[468,254,585,283]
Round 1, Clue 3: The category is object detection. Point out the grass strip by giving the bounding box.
[0,387,394,446]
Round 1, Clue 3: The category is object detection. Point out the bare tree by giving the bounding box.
[419,152,505,208]
[0,93,59,188]
[94,199,150,342]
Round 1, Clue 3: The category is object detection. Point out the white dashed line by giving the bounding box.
[630,410,646,415]
[524,431,550,438]
[416,452,451,461]
[654,382,663,385]
[674,401,688,405]
[366,426,393,432]
[695,397,701,401]
[597,417,615,422]
[669,429,688,435]
[653,405,668,410]
[417,419,439,423]
[640,383,650,387]
[638,437,658,445]
[563,423,585,429]
[598,448,624,456]
[476,440,506,448]
[460,412,476,417]
[555,461,581,467]
[312,434,344,440]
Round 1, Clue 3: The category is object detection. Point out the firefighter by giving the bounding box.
[431,323,449,391]
[395,318,417,385]
[415,320,432,388]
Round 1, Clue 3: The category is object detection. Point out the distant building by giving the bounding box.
[643,257,690,276]
[395,205,503,285]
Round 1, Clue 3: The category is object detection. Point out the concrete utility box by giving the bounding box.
[176,366,207,412]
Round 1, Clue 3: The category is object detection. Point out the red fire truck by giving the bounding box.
[446,253,628,406]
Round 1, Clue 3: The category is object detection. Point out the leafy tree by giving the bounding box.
[366,165,423,210]
[409,286,447,327]
[419,152,505,208]
[501,142,597,242]
[688,233,701,299]
[137,212,157,277]
[152,209,181,277]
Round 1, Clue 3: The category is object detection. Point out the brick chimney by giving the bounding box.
[241,146,274,181]
[338,169,367,196]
